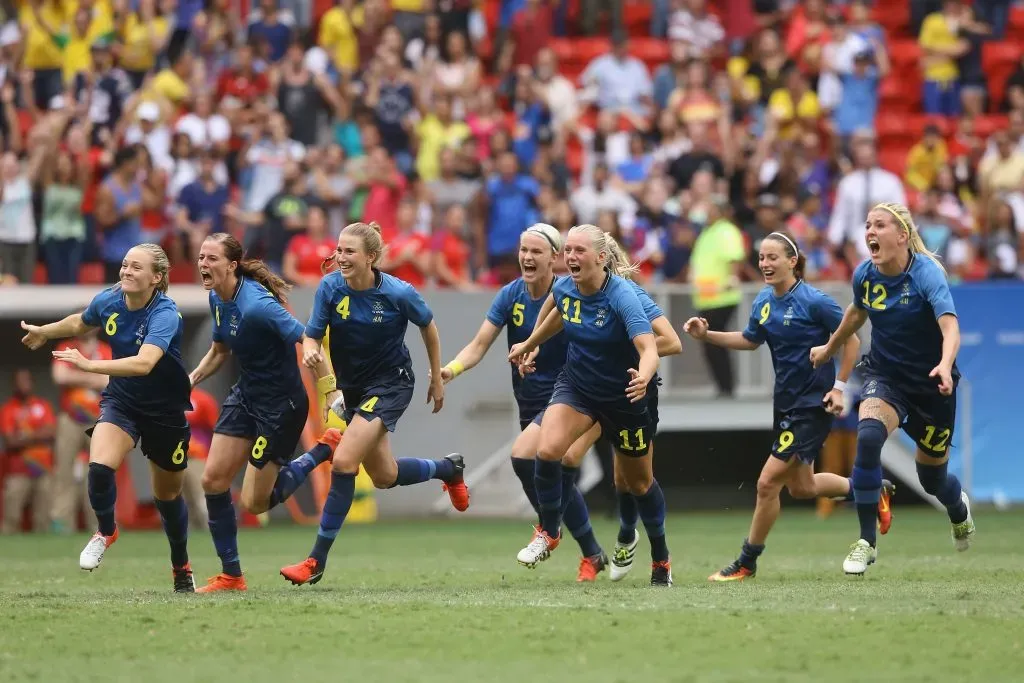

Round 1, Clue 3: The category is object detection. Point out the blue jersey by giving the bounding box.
[743,281,843,413]
[210,277,306,406]
[82,288,191,415]
[486,277,568,418]
[306,270,434,389]
[853,255,959,392]
[553,274,653,403]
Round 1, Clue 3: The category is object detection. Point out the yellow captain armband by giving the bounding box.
[444,360,465,378]
[316,374,337,395]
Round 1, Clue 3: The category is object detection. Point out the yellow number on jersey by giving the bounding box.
[512,303,525,327]
[104,313,119,336]
[561,297,582,324]
[617,428,647,452]
[171,441,186,465]
[861,282,888,310]
[776,430,795,452]
[920,425,951,453]
[251,435,268,460]
[336,295,351,320]
[360,396,379,413]
[759,302,771,325]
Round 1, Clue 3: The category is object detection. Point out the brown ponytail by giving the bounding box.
[205,232,293,302]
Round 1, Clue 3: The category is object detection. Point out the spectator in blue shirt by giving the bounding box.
[480,151,540,282]
[176,151,231,264]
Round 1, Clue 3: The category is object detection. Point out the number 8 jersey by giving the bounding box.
[852,255,959,392]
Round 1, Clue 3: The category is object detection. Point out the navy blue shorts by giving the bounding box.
[549,371,651,457]
[341,368,415,432]
[90,397,191,473]
[518,406,546,432]
[771,407,833,465]
[860,361,957,458]
[214,385,309,469]
[647,376,660,436]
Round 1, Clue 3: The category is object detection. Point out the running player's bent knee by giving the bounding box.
[239,490,269,515]
[785,482,815,499]
[201,470,232,495]
[756,476,784,499]
[916,461,949,496]
[621,474,653,496]
[855,418,887,469]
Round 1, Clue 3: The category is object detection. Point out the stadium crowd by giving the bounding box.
[2,0,1024,532]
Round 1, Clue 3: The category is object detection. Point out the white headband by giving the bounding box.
[767,232,799,256]
[525,226,560,252]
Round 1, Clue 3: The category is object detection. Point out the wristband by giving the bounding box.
[316,374,337,394]
[833,380,848,392]
[445,360,465,378]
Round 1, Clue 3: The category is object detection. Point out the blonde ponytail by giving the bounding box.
[873,202,947,276]
[567,224,640,278]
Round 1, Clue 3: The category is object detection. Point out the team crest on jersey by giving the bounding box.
[372,299,384,323]
[900,282,911,305]
[135,321,147,345]
[595,307,607,327]
[784,306,795,326]
[229,314,240,336]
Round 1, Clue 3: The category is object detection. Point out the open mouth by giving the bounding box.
[568,264,581,275]
[867,239,880,256]
[200,270,213,286]
[522,263,537,275]
[761,268,775,279]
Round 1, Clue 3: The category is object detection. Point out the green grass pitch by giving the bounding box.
[2,508,1023,683]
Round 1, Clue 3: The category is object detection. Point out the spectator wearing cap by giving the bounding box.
[688,195,744,397]
[919,0,969,116]
[119,0,172,90]
[827,130,906,268]
[905,123,949,192]
[124,99,173,172]
[831,42,888,139]
[578,31,653,118]
[94,146,144,282]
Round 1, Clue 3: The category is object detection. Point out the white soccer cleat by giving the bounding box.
[79,529,118,571]
[609,529,639,582]
[517,529,559,568]
[951,491,976,552]
[842,538,877,576]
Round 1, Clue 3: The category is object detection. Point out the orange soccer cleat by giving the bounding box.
[318,428,342,451]
[280,558,326,586]
[196,573,248,593]
[441,454,470,512]
[576,553,608,582]
[708,560,756,583]
[878,479,895,535]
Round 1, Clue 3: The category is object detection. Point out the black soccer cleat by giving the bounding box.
[173,564,196,593]
[442,454,470,512]
[651,560,673,587]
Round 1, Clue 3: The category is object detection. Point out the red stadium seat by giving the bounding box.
[876,114,952,144]
[630,37,669,66]
[974,115,1010,138]
[32,263,47,285]
[78,263,104,285]
[878,146,910,175]
[981,42,1022,110]
[888,40,922,71]
[880,74,921,113]
[871,3,910,35]
[623,0,653,36]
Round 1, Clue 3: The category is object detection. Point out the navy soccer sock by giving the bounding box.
[614,491,638,544]
[635,480,669,563]
[510,457,541,519]
[87,462,117,536]
[205,491,241,577]
[391,457,456,486]
[269,442,334,509]
[852,418,887,547]
[916,462,968,524]
[154,496,190,568]
[310,472,356,566]
[617,491,639,544]
[738,538,765,569]
[534,458,563,537]
[561,466,602,557]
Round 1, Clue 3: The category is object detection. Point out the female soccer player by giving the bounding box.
[188,233,341,593]
[811,203,974,576]
[684,232,887,582]
[518,237,683,583]
[508,225,671,586]
[279,221,469,586]
[20,244,195,592]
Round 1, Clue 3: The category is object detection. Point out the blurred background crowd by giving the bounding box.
[3,0,1024,531]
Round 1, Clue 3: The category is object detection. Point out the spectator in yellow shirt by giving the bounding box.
[119,0,172,89]
[20,0,69,107]
[391,0,426,40]
[918,0,969,116]
[767,66,820,139]
[318,0,364,75]
[415,95,471,182]
[905,124,949,191]
[56,7,113,84]
[150,51,194,106]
